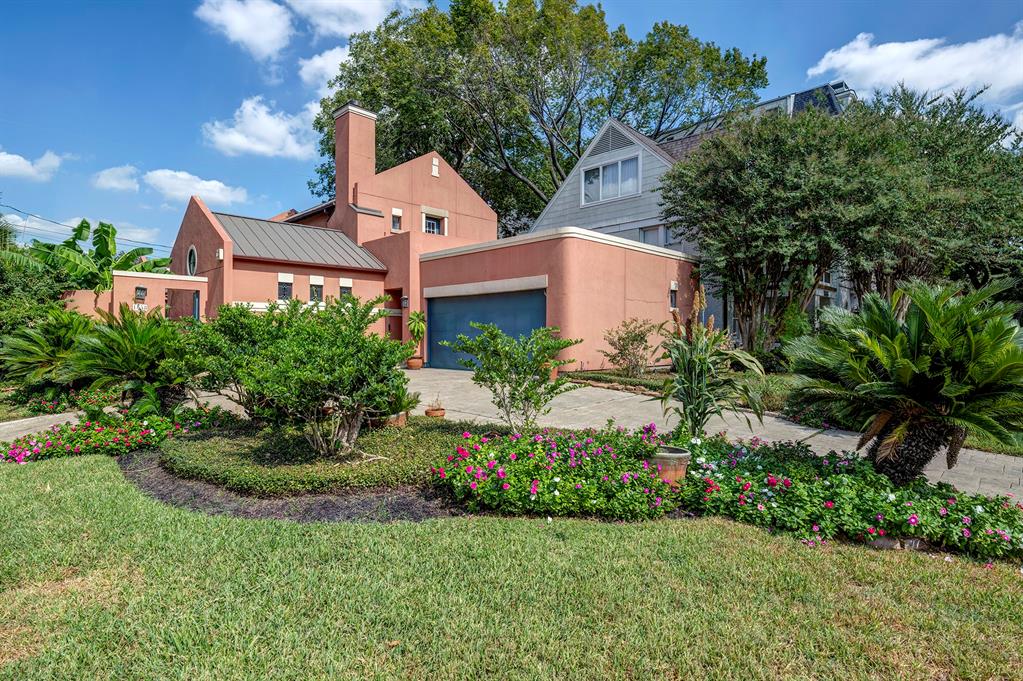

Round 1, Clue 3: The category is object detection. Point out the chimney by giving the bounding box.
[334,101,377,207]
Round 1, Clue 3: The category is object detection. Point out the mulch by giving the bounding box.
[117,451,461,523]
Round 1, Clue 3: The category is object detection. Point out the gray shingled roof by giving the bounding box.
[213,212,386,271]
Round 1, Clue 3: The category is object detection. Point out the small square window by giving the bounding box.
[310,284,323,303]
[340,286,353,297]
[391,215,401,232]
[278,282,293,301]
[669,289,677,309]
[424,216,443,235]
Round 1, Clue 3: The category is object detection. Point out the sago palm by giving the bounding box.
[61,304,185,413]
[0,308,93,390]
[786,280,1023,484]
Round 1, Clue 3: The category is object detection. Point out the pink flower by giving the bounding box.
[462,431,471,439]
[469,481,478,490]
[867,527,876,535]
[824,501,834,509]
[509,453,517,461]
[907,514,919,526]
[939,507,948,516]
[962,516,971,525]
[497,468,506,479]
[502,483,510,490]
[962,528,971,538]
[812,524,820,532]
[782,478,792,488]
[486,460,496,469]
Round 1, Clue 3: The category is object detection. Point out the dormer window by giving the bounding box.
[582,156,639,205]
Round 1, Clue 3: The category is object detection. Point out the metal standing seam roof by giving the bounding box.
[212,212,386,271]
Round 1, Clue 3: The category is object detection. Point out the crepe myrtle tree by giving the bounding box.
[441,323,581,432]
[240,297,414,457]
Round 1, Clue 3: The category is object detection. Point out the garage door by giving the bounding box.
[427,289,547,369]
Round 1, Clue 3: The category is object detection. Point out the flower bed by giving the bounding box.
[21,386,120,416]
[679,437,1023,561]
[1,406,229,464]
[434,424,677,520]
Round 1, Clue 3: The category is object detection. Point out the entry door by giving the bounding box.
[427,289,547,370]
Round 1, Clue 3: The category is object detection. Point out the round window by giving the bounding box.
[187,246,197,276]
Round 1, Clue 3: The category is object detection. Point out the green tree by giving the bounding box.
[660,104,850,352]
[839,86,1023,300]
[785,281,1023,485]
[3,219,171,293]
[442,323,581,431]
[309,1,766,235]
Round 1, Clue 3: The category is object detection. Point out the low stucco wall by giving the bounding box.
[419,230,696,371]
[64,271,208,319]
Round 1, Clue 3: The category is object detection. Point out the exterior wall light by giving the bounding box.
[401,296,409,308]
[134,286,148,300]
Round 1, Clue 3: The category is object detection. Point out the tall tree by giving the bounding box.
[309,0,767,235]
[660,105,851,352]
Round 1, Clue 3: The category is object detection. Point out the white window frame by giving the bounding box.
[423,214,446,235]
[579,154,641,207]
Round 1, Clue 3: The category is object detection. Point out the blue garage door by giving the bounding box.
[427,289,547,370]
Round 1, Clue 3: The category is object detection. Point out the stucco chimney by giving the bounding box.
[334,101,377,206]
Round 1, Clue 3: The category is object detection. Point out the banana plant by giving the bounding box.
[1,219,170,293]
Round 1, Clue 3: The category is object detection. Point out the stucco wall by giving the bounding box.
[169,196,232,318]
[419,231,695,370]
[64,272,208,319]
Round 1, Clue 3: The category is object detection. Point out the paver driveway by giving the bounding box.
[407,368,1023,499]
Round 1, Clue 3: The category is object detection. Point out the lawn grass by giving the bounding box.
[2,455,1021,679]
[160,416,507,496]
[0,392,32,423]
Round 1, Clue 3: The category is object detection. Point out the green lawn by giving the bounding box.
[2,456,1022,679]
[0,395,32,423]
[160,417,504,496]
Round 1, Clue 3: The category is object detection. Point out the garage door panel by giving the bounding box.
[427,289,547,370]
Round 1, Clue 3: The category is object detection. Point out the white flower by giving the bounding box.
[690,437,702,445]
[771,502,778,508]
[696,457,706,464]
[975,505,985,514]
[553,477,560,482]
[553,490,560,496]
[530,495,537,501]
[888,493,897,502]
[547,516,552,524]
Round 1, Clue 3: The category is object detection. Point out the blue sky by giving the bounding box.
[2,0,1021,255]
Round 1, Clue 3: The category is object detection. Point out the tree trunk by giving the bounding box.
[868,421,953,485]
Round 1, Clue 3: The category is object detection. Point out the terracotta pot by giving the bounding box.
[385,412,408,428]
[407,356,424,370]
[652,445,691,488]
[425,407,445,418]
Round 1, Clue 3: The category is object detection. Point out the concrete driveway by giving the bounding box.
[407,368,1022,498]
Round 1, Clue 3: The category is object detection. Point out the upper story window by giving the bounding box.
[186,245,197,275]
[582,156,639,205]
[424,215,444,235]
[392,215,402,232]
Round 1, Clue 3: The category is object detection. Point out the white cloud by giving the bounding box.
[202,96,317,159]
[299,45,350,97]
[285,0,401,39]
[4,214,162,247]
[195,0,294,61]
[808,22,1023,126]
[0,148,64,181]
[143,169,248,206]
[92,164,140,192]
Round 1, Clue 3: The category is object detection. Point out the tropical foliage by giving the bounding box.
[0,308,93,391]
[785,281,1023,484]
[1,219,170,293]
[238,297,413,457]
[434,423,677,520]
[61,305,187,415]
[310,0,767,234]
[441,323,581,431]
[660,322,764,437]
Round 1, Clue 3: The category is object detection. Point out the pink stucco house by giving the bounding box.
[166,102,695,370]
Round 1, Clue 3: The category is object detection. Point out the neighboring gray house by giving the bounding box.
[530,81,860,333]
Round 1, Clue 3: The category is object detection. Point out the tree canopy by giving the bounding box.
[309,0,767,235]
[661,85,1023,351]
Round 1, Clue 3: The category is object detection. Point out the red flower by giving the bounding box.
[824,500,834,509]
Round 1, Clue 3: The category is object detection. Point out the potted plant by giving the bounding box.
[652,441,692,488]
[425,395,445,418]
[407,310,426,369]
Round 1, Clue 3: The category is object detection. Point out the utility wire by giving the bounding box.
[0,202,175,251]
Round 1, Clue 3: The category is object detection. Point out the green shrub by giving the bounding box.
[660,324,764,437]
[599,318,657,378]
[433,423,677,520]
[441,323,582,431]
[786,280,1023,484]
[19,386,119,415]
[570,371,666,391]
[679,437,1023,560]
[0,308,93,391]
[240,297,413,457]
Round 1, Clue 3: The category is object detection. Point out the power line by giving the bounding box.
[0,202,175,251]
